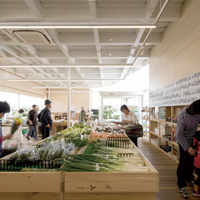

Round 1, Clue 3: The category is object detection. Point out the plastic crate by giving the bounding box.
[22,128,28,135]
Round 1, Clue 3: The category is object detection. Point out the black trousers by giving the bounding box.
[195,168,200,186]
[177,145,194,188]
[130,137,138,147]
[41,124,50,139]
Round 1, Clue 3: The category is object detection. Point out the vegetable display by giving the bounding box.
[2,123,149,173]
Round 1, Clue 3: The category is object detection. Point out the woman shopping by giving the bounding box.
[0,101,13,158]
[120,105,139,146]
[176,99,200,198]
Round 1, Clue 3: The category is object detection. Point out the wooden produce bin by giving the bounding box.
[0,139,158,200]
[0,172,61,200]
[64,146,159,200]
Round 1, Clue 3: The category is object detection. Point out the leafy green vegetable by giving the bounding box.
[73,123,80,128]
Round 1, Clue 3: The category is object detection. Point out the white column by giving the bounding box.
[47,88,50,99]
[67,67,71,128]
[101,96,103,120]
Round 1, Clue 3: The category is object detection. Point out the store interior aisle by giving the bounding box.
[138,139,199,200]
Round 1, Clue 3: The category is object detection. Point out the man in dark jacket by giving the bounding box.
[38,100,52,139]
[26,105,38,140]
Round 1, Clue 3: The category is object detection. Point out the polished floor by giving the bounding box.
[138,138,199,200]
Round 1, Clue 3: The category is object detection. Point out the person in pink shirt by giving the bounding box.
[193,130,200,196]
[0,101,13,157]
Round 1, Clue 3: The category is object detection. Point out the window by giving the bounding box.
[5,92,19,111]
[36,98,44,112]
[28,96,36,110]
[102,98,122,120]
[19,95,29,112]
[0,91,4,101]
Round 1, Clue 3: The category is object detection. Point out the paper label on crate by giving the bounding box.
[96,163,100,171]
[61,138,65,148]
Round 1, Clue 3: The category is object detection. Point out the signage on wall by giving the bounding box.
[150,71,200,107]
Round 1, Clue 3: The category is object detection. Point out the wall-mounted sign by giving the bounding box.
[150,71,200,107]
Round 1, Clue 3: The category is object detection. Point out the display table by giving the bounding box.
[52,120,74,135]
[0,141,159,200]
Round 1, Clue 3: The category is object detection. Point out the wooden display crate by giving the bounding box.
[64,145,159,200]
[0,138,158,200]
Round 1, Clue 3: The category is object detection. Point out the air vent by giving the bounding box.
[71,81,86,86]
[12,30,51,45]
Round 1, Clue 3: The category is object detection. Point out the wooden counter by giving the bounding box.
[52,120,74,135]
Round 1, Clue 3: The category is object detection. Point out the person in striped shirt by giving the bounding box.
[176,99,200,198]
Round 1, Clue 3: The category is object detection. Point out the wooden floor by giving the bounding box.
[138,139,200,200]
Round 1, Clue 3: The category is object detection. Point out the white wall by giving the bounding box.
[149,0,200,91]
[50,91,90,112]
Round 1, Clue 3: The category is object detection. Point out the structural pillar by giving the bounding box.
[47,88,50,100]
[67,67,71,128]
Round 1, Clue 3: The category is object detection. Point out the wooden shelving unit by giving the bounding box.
[149,105,188,163]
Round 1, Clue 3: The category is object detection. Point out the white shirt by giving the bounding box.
[122,111,137,124]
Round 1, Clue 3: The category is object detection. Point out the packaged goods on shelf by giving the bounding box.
[162,135,172,141]
[159,108,166,120]
[160,145,172,153]
[154,127,159,134]
[159,124,171,136]
[151,138,158,146]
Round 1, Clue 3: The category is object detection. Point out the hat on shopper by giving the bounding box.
[44,99,52,105]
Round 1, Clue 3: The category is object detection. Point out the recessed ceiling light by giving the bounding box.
[109,53,112,56]
[110,38,113,42]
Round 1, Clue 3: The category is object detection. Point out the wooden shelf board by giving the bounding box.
[150,131,159,137]
[150,119,159,122]
[150,131,178,147]
[150,141,179,164]
[150,119,177,126]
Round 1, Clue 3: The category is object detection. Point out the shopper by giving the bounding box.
[176,99,200,198]
[15,108,24,118]
[26,105,38,141]
[120,104,138,146]
[0,101,13,157]
[38,100,52,139]
[79,107,86,123]
[193,130,200,197]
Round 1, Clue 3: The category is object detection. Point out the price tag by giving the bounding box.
[96,163,100,171]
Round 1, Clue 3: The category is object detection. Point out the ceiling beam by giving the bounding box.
[24,0,44,21]
[124,0,170,79]
[47,28,88,85]
[127,0,159,64]
[0,29,66,87]
[0,7,180,22]
[88,0,104,86]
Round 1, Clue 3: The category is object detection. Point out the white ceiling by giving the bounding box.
[0,0,186,88]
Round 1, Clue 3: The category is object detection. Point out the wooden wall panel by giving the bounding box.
[149,0,200,91]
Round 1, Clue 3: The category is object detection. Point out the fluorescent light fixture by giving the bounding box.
[0,64,134,68]
[0,23,156,29]
[0,26,156,29]
[8,79,121,82]
[32,86,98,89]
